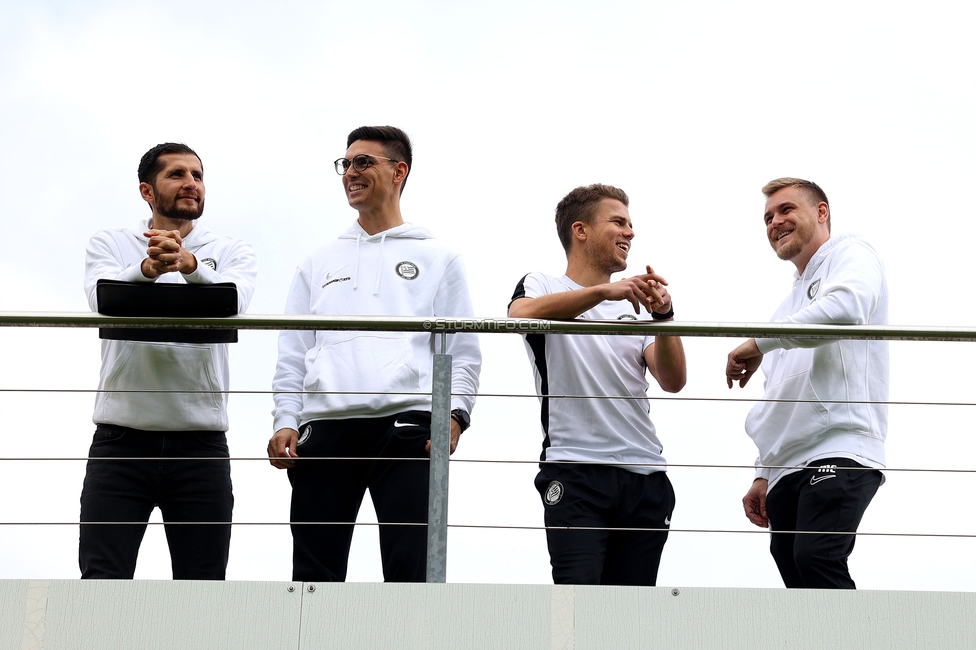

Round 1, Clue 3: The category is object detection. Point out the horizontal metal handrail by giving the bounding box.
[2,311,976,340]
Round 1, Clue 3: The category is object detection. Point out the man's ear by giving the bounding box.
[139,181,155,205]
[571,220,587,243]
[392,161,409,185]
[818,202,829,224]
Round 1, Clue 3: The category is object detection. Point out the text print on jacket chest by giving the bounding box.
[322,266,351,289]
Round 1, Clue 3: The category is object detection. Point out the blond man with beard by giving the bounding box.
[727,178,888,589]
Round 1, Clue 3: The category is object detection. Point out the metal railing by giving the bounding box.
[2,311,976,583]
[4,311,976,341]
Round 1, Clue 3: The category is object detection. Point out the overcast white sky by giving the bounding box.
[1,0,974,590]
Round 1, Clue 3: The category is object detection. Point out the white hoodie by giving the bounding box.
[746,233,889,490]
[84,219,257,431]
[272,222,481,431]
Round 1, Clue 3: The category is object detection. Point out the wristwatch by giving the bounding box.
[651,302,674,320]
[450,408,471,433]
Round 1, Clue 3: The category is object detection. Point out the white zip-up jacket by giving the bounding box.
[746,233,889,490]
[272,222,482,432]
[84,219,257,432]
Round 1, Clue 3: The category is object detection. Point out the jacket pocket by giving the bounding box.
[745,368,829,460]
[99,342,223,430]
[303,335,422,416]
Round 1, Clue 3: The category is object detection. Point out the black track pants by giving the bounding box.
[287,412,431,582]
[535,463,674,586]
[766,457,882,589]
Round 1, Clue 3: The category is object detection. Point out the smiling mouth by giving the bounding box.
[617,242,630,252]
[775,230,793,242]
[348,184,367,192]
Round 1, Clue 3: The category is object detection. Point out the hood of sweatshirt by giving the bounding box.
[337,221,436,294]
[795,232,869,282]
[337,221,435,242]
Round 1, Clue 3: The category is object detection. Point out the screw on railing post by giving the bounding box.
[426,346,452,583]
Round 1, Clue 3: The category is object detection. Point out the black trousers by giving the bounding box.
[79,425,233,580]
[287,412,431,582]
[535,463,675,586]
[766,457,883,589]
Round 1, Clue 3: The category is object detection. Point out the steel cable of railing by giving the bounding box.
[1,513,973,536]
[1,456,974,476]
[1,521,974,541]
[4,386,976,409]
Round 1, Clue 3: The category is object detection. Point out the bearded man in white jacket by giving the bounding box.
[268,126,481,582]
[81,143,257,579]
[726,178,888,589]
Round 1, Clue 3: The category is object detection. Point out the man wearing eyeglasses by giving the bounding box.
[268,125,481,582]
[507,184,686,586]
[726,178,888,589]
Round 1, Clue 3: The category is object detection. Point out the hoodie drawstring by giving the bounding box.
[353,233,362,290]
[373,232,387,295]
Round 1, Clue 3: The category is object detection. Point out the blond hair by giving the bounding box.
[762,177,830,232]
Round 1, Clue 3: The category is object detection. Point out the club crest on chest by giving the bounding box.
[396,261,420,280]
[807,278,821,301]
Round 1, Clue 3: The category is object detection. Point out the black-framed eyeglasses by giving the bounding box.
[334,154,399,175]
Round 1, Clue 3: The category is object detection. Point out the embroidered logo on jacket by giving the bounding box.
[617,314,638,320]
[396,261,420,280]
[322,266,351,288]
[807,278,821,301]
[544,481,564,505]
[200,258,217,271]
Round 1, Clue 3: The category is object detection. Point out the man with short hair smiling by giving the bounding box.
[269,126,481,582]
[508,184,686,586]
[727,177,888,589]
[81,142,257,579]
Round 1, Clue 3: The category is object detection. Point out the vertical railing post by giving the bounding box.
[426,332,452,583]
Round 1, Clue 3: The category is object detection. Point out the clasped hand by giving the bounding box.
[142,229,197,278]
[607,265,672,315]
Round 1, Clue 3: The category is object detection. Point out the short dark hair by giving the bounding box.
[554,184,630,252]
[346,126,413,194]
[762,177,830,232]
[138,143,202,184]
